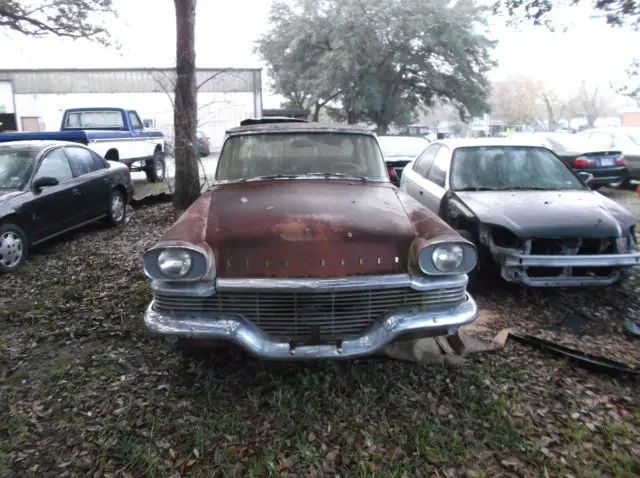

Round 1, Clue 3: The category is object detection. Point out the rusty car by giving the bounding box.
[399,137,640,287]
[141,120,479,359]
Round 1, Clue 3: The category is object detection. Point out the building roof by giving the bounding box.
[0,68,261,94]
[226,121,375,135]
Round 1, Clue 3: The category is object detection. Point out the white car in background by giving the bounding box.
[377,135,429,185]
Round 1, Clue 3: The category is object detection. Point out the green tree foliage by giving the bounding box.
[494,1,640,108]
[0,0,116,44]
[493,0,640,29]
[256,0,496,132]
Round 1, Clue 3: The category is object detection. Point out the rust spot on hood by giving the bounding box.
[206,180,415,278]
[160,191,212,248]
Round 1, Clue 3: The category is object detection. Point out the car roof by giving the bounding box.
[430,136,550,150]
[226,121,375,135]
[377,135,429,140]
[0,140,84,150]
[579,127,639,134]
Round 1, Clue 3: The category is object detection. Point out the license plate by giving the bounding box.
[600,158,615,166]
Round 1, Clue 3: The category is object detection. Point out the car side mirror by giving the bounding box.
[33,176,59,191]
[577,171,595,187]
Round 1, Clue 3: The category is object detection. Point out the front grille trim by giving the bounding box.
[153,285,466,341]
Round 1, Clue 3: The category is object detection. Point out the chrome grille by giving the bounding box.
[153,286,466,341]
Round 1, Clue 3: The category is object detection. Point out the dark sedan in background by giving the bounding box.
[0,140,133,273]
[577,127,640,189]
[377,135,429,186]
[511,132,628,190]
[197,131,211,157]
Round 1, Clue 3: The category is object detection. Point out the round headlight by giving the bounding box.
[431,244,464,272]
[157,249,192,278]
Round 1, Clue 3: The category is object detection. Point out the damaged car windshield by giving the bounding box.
[450,146,586,191]
[0,148,37,189]
[216,132,387,181]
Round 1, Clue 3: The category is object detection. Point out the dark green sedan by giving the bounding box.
[0,140,134,273]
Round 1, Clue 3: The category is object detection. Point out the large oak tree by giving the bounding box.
[257,0,496,133]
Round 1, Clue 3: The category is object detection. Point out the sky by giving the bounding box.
[2,0,639,108]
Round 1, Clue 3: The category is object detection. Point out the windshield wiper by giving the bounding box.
[253,174,301,180]
[497,186,562,191]
[455,186,499,191]
[303,172,368,182]
[229,173,369,183]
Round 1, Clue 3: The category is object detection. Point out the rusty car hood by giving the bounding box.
[205,180,419,277]
[455,190,636,238]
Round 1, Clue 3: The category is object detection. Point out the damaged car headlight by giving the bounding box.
[143,245,212,281]
[158,249,192,278]
[432,244,464,272]
[418,239,477,276]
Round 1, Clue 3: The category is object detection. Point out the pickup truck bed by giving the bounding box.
[0,107,167,183]
[0,130,89,143]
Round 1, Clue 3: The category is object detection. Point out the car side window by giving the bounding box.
[34,149,74,183]
[426,146,450,187]
[413,144,440,177]
[65,147,103,176]
[129,111,143,131]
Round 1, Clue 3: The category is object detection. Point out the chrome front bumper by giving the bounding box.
[501,252,640,287]
[143,295,477,360]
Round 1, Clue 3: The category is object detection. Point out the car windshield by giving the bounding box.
[0,148,37,189]
[450,146,585,191]
[377,136,429,158]
[216,132,387,181]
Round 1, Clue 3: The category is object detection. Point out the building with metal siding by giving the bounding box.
[0,68,263,151]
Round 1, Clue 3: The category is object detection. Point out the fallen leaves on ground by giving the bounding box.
[1,193,639,477]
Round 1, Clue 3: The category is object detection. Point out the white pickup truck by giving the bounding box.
[0,107,167,183]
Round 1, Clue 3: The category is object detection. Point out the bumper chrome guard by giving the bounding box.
[503,252,640,268]
[144,295,477,360]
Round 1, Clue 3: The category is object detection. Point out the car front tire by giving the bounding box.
[0,223,28,274]
[106,190,127,227]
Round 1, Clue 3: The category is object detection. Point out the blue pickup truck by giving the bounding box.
[0,107,166,183]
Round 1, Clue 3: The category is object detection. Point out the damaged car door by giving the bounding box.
[400,143,440,206]
[403,143,451,214]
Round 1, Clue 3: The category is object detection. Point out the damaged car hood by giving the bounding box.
[206,180,417,277]
[454,190,636,238]
[0,190,21,201]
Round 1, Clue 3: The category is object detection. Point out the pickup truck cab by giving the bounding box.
[0,107,166,183]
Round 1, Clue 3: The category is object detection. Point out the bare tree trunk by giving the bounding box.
[542,94,556,132]
[376,123,388,135]
[347,106,356,124]
[173,0,200,210]
[312,102,321,122]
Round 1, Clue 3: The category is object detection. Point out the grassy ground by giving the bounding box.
[1,190,639,477]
